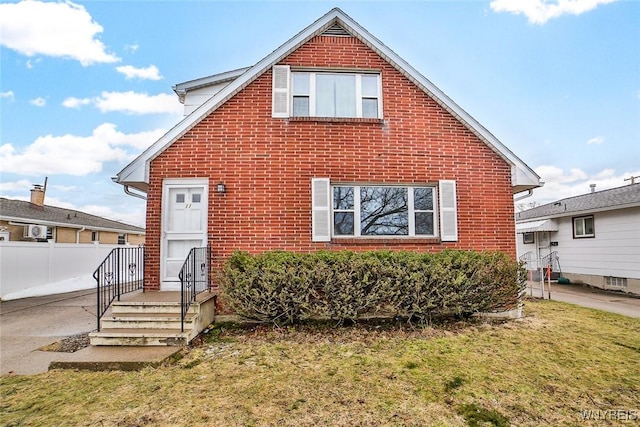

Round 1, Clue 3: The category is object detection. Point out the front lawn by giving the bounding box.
[1,299,638,426]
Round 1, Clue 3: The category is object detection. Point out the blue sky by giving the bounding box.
[1,0,638,227]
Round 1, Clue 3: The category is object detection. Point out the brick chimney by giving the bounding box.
[30,184,45,206]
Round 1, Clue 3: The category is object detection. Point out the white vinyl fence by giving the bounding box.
[0,241,127,300]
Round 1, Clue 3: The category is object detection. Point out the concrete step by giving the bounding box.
[111,301,185,315]
[93,292,217,347]
[100,312,197,330]
[89,328,190,347]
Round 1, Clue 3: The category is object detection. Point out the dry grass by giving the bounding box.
[1,299,639,426]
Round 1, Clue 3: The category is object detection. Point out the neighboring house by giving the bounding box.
[114,8,541,291]
[516,183,640,295]
[0,185,145,245]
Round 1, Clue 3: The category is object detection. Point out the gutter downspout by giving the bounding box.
[514,189,534,202]
[76,227,86,244]
[124,185,147,200]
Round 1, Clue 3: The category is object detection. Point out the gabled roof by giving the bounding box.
[115,7,540,194]
[172,67,251,103]
[516,183,640,221]
[0,198,145,234]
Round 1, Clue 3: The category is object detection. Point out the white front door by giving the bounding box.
[161,179,208,290]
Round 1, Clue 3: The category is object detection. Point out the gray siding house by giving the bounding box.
[516,183,640,295]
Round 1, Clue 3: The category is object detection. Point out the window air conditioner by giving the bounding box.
[24,224,48,239]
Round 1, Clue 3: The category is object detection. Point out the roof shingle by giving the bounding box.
[516,183,640,221]
[0,198,145,233]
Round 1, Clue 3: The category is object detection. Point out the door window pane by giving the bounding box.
[192,193,201,203]
[176,193,185,203]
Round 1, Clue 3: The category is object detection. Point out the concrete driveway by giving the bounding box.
[527,281,640,318]
[0,289,96,375]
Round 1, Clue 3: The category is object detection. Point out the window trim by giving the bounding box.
[330,184,438,238]
[290,69,382,119]
[573,215,595,239]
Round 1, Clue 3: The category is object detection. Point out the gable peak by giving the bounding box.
[321,22,352,37]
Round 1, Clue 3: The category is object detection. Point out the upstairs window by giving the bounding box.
[272,65,382,119]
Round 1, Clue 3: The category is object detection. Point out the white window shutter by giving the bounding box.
[311,178,331,242]
[439,180,458,242]
[272,65,290,118]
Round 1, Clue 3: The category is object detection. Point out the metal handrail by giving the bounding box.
[178,246,211,332]
[93,246,144,331]
[540,251,561,277]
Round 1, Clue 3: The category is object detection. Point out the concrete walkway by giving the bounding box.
[0,289,179,375]
[526,281,640,318]
[2,284,638,376]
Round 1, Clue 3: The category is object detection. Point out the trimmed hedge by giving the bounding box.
[219,250,526,325]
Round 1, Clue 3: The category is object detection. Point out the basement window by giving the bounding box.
[605,276,627,288]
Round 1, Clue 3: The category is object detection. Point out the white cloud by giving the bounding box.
[124,44,139,53]
[490,0,617,25]
[0,123,167,176]
[62,91,182,115]
[62,97,92,108]
[587,136,605,145]
[95,91,181,115]
[527,165,640,205]
[1,91,15,101]
[0,179,32,193]
[0,0,119,66]
[78,204,145,228]
[30,97,47,107]
[116,64,162,80]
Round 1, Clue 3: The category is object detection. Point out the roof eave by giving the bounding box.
[1,215,145,234]
[516,201,640,222]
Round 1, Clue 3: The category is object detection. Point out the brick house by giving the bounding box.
[114,8,540,291]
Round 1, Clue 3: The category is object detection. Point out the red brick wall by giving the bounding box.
[145,35,515,290]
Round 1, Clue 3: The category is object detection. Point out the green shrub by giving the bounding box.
[218,250,525,325]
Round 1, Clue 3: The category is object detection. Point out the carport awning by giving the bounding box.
[516,219,558,233]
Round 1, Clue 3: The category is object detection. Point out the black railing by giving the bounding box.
[178,246,211,332]
[93,246,144,331]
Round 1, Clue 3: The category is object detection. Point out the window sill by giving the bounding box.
[331,237,441,245]
[288,117,384,124]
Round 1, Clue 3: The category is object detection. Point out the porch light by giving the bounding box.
[217,182,226,194]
